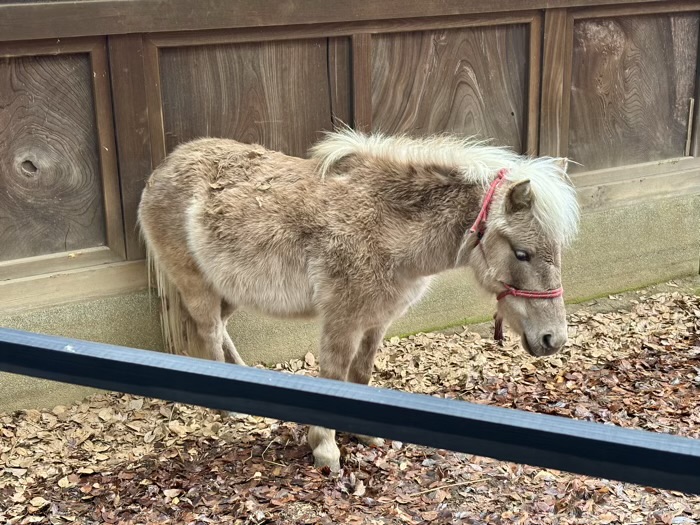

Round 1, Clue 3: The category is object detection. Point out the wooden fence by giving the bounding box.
[1,0,700,312]
[1,326,699,495]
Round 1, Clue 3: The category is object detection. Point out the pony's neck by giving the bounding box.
[384,171,485,278]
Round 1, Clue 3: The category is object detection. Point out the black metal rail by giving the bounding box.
[1,327,699,494]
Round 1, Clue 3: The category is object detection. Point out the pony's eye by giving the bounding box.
[514,249,530,262]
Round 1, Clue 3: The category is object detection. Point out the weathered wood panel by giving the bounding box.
[159,38,346,158]
[109,34,153,260]
[371,25,529,151]
[352,34,373,132]
[568,13,699,172]
[539,9,572,157]
[0,53,106,262]
[525,15,543,155]
[328,38,352,129]
[90,40,125,260]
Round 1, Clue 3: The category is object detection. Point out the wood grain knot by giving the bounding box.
[20,160,38,177]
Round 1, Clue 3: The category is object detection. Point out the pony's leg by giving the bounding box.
[220,300,245,365]
[348,324,389,447]
[176,280,240,418]
[176,275,227,363]
[307,319,363,472]
[217,300,246,418]
[348,325,388,384]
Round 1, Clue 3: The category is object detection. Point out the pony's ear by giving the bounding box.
[505,180,533,214]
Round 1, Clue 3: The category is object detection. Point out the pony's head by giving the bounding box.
[461,157,579,357]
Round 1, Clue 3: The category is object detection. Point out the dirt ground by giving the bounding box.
[1,279,699,524]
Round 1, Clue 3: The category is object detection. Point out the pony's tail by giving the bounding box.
[145,249,205,359]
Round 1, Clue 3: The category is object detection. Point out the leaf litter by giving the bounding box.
[1,285,699,524]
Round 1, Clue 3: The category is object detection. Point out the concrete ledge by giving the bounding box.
[1,194,699,412]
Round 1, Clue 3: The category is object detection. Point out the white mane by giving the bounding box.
[309,128,580,246]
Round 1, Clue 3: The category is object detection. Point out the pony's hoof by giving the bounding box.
[312,444,341,473]
[314,455,341,473]
[356,434,385,447]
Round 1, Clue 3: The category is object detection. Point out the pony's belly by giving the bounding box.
[216,267,317,319]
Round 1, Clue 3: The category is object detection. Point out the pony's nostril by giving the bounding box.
[542,333,553,349]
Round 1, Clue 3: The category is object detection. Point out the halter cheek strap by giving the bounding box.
[470,169,508,239]
[470,169,564,341]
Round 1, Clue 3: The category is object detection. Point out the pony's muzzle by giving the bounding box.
[522,329,567,357]
[540,330,567,355]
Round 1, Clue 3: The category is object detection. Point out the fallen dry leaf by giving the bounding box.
[28,496,48,508]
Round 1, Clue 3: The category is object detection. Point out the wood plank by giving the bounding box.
[691,25,700,157]
[370,24,528,151]
[109,34,153,260]
[560,13,575,159]
[575,167,700,212]
[0,37,100,58]
[539,9,571,157]
[526,14,542,155]
[569,156,700,213]
[90,40,126,259]
[351,34,372,132]
[143,39,167,167]
[569,156,700,186]
[568,13,699,173]
[0,51,107,261]
[571,0,700,19]
[157,39,334,158]
[0,0,672,43]
[0,247,121,282]
[0,261,147,315]
[147,13,536,48]
[328,37,352,128]
[2,326,700,495]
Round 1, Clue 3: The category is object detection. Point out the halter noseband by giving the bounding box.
[470,168,564,341]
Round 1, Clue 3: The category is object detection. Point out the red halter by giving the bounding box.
[470,169,564,340]
[469,169,508,238]
[496,284,563,301]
